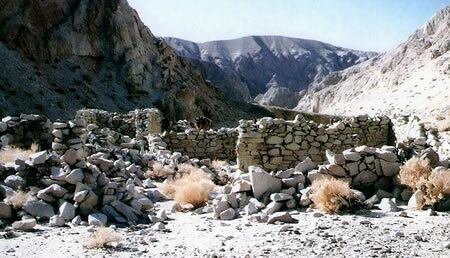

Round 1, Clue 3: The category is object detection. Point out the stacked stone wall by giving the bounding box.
[162,128,238,160]
[237,115,391,171]
[0,114,53,150]
[76,109,161,138]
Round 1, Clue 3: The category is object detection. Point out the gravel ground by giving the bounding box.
[1,203,449,258]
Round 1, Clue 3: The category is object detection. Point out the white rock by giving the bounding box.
[65,169,84,184]
[4,175,26,189]
[72,215,82,225]
[23,200,55,218]
[245,198,264,215]
[263,201,283,215]
[343,150,362,161]
[249,166,282,200]
[12,219,37,231]
[267,212,296,224]
[270,193,293,202]
[219,208,236,220]
[49,215,66,227]
[88,213,108,226]
[59,202,76,221]
[231,180,252,193]
[295,157,316,173]
[408,190,425,210]
[379,198,399,212]
[29,151,47,165]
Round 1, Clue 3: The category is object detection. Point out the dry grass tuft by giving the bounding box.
[310,177,356,214]
[0,143,38,164]
[398,157,450,209]
[210,160,227,171]
[398,157,432,191]
[145,162,174,180]
[161,164,214,209]
[84,227,122,249]
[422,168,450,207]
[5,191,30,209]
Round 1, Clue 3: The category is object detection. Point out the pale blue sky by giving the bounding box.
[129,0,449,52]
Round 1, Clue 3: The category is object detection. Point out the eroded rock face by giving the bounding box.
[0,0,248,125]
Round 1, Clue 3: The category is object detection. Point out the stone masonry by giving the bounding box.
[236,114,391,171]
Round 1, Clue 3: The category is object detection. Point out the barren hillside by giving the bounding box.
[296,6,450,119]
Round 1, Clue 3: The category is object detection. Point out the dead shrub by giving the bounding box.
[398,157,431,190]
[0,143,38,164]
[5,191,30,209]
[310,177,356,214]
[399,157,450,209]
[145,162,173,180]
[422,168,450,207]
[210,160,227,171]
[161,164,214,209]
[84,227,122,249]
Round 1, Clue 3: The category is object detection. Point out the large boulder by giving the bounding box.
[23,200,55,219]
[249,166,282,200]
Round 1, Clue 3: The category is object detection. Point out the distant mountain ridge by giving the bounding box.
[295,6,450,119]
[165,35,378,103]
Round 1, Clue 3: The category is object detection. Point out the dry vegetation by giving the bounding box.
[161,164,214,209]
[210,160,227,171]
[398,156,450,209]
[422,168,450,207]
[5,191,30,209]
[0,143,38,164]
[398,157,432,190]
[144,162,174,180]
[84,227,122,249]
[310,177,356,214]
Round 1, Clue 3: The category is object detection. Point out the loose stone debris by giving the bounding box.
[0,109,449,257]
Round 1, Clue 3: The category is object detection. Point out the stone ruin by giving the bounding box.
[0,108,449,228]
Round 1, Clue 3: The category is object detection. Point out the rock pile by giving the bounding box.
[311,145,401,189]
[0,114,53,150]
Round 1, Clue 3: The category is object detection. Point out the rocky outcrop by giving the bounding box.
[165,36,377,103]
[296,6,450,119]
[254,77,302,109]
[0,0,266,126]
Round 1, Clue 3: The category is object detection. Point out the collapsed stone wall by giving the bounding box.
[391,115,450,159]
[76,109,162,139]
[237,115,391,171]
[311,146,401,191]
[0,114,53,150]
[162,128,238,160]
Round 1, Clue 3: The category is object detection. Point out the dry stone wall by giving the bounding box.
[0,114,53,150]
[311,146,401,190]
[162,128,238,160]
[237,115,391,171]
[76,109,161,138]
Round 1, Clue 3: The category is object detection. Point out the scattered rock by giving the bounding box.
[12,219,36,231]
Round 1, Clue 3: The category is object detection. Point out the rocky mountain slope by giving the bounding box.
[0,0,270,125]
[165,36,377,103]
[296,6,450,119]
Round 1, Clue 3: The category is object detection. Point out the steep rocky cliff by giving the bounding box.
[0,0,266,125]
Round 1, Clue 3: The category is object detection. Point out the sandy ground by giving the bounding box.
[1,202,450,258]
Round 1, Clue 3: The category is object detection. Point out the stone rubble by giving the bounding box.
[0,109,449,239]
